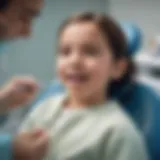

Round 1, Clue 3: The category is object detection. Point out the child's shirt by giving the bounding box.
[21,94,148,160]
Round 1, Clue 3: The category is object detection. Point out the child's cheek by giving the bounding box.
[56,59,67,80]
[86,59,106,75]
[87,59,112,84]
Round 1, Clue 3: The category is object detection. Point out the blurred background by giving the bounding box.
[0,0,160,132]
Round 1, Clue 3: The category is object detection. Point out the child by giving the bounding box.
[20,12,148,160]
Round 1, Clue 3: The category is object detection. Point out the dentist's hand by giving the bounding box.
[0,76,39,113]
[13,129,49,160]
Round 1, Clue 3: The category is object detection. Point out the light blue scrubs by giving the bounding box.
[0,132,12,160]
[0,42,13,160]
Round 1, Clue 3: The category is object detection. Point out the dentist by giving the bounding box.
[0,0,48,160]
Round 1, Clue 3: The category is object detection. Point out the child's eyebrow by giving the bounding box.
[25,8,41,17]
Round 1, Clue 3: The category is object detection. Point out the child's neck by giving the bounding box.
[67,91,107,108]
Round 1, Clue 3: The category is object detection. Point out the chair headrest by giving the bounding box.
[121,23,143,56]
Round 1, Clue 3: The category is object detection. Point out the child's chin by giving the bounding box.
[68,85,84,91]
[67,82,86,88]
[69,89,88,98]
[68,85,87,93]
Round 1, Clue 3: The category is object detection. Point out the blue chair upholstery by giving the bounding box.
[117,83,160,160]
[121,23,143,55]
[33,24,160,159]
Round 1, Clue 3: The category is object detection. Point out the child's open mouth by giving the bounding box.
[66,73,89,84]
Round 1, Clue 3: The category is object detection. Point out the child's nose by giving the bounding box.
[69,52,83,67]
[70,52,81,63]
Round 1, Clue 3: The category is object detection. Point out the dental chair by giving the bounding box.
[34,23,160,160]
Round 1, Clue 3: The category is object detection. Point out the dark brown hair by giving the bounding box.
[0,0,9,10]
[58,12,135,99]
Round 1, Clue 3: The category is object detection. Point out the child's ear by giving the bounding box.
[112,58,128,80]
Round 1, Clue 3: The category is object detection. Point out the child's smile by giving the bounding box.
[65,72,90,85]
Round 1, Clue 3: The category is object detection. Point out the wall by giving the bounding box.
[109,0,160,47]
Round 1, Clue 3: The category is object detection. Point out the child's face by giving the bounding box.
[57,22,116,98]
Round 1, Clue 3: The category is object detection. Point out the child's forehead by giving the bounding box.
[64,22,99,34]
[59,22,106,43]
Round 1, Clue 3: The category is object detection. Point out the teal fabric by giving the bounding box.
[120,83,160,160]
[0,41,12,160]
[0,134,12,160]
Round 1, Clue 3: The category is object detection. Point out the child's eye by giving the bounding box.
[83,46,99,56]
[58,47,71,56]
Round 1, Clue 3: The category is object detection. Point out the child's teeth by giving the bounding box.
[68,74,88,82]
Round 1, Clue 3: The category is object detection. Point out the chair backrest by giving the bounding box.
[121,23,143,55]
[117,82,160,160]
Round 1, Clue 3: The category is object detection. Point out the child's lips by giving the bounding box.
[66,74,89,84]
